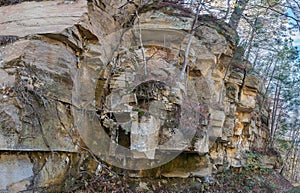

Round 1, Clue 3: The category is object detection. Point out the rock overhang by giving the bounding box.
[0,0,273,191]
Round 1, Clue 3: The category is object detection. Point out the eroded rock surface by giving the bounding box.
[0,0,274,191]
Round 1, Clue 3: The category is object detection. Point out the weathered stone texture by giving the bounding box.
[0,0,273,191]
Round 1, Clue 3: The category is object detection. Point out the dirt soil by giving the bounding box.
[68,167,294,193]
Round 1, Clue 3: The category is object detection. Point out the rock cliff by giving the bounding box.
[0,0,276,191]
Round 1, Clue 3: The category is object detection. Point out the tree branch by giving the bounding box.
[180,1,202,80]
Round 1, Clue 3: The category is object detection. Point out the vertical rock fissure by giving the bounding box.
[0,1,277,190]
[238,69,247,102]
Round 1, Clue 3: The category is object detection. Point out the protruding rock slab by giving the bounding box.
[0,0,87,37]
[0,154,33,191]
[0,0,272,188]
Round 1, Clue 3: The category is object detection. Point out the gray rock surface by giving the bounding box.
[0,0,274,191]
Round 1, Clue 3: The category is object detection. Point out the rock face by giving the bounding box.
[0,0,273,191]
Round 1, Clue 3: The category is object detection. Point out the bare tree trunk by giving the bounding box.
[260,59,277,109]
[223,0,231,20]
[251,48,260,70]
[244,18,257,62]
[264,57,275,77]
[229,0,249,30]
[180,1,202,80]
[219,46,245,103]
[270,80,281,147]
[136,10,147,75]
[273,108,282,143]
[291,149,298,181]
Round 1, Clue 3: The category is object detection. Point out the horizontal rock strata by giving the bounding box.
[0,0,274,191]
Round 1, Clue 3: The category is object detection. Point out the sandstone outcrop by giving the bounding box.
[0,0,274,191]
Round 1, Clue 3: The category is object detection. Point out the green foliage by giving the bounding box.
[288,186,300,193]
[245,151,264,171]
[276,138,290,151]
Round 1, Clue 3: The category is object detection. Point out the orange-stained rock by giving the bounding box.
[0,0,272,190]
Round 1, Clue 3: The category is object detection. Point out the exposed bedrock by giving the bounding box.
[0,0,275,191]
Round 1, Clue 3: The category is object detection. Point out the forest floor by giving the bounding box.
[68,166,295,193]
